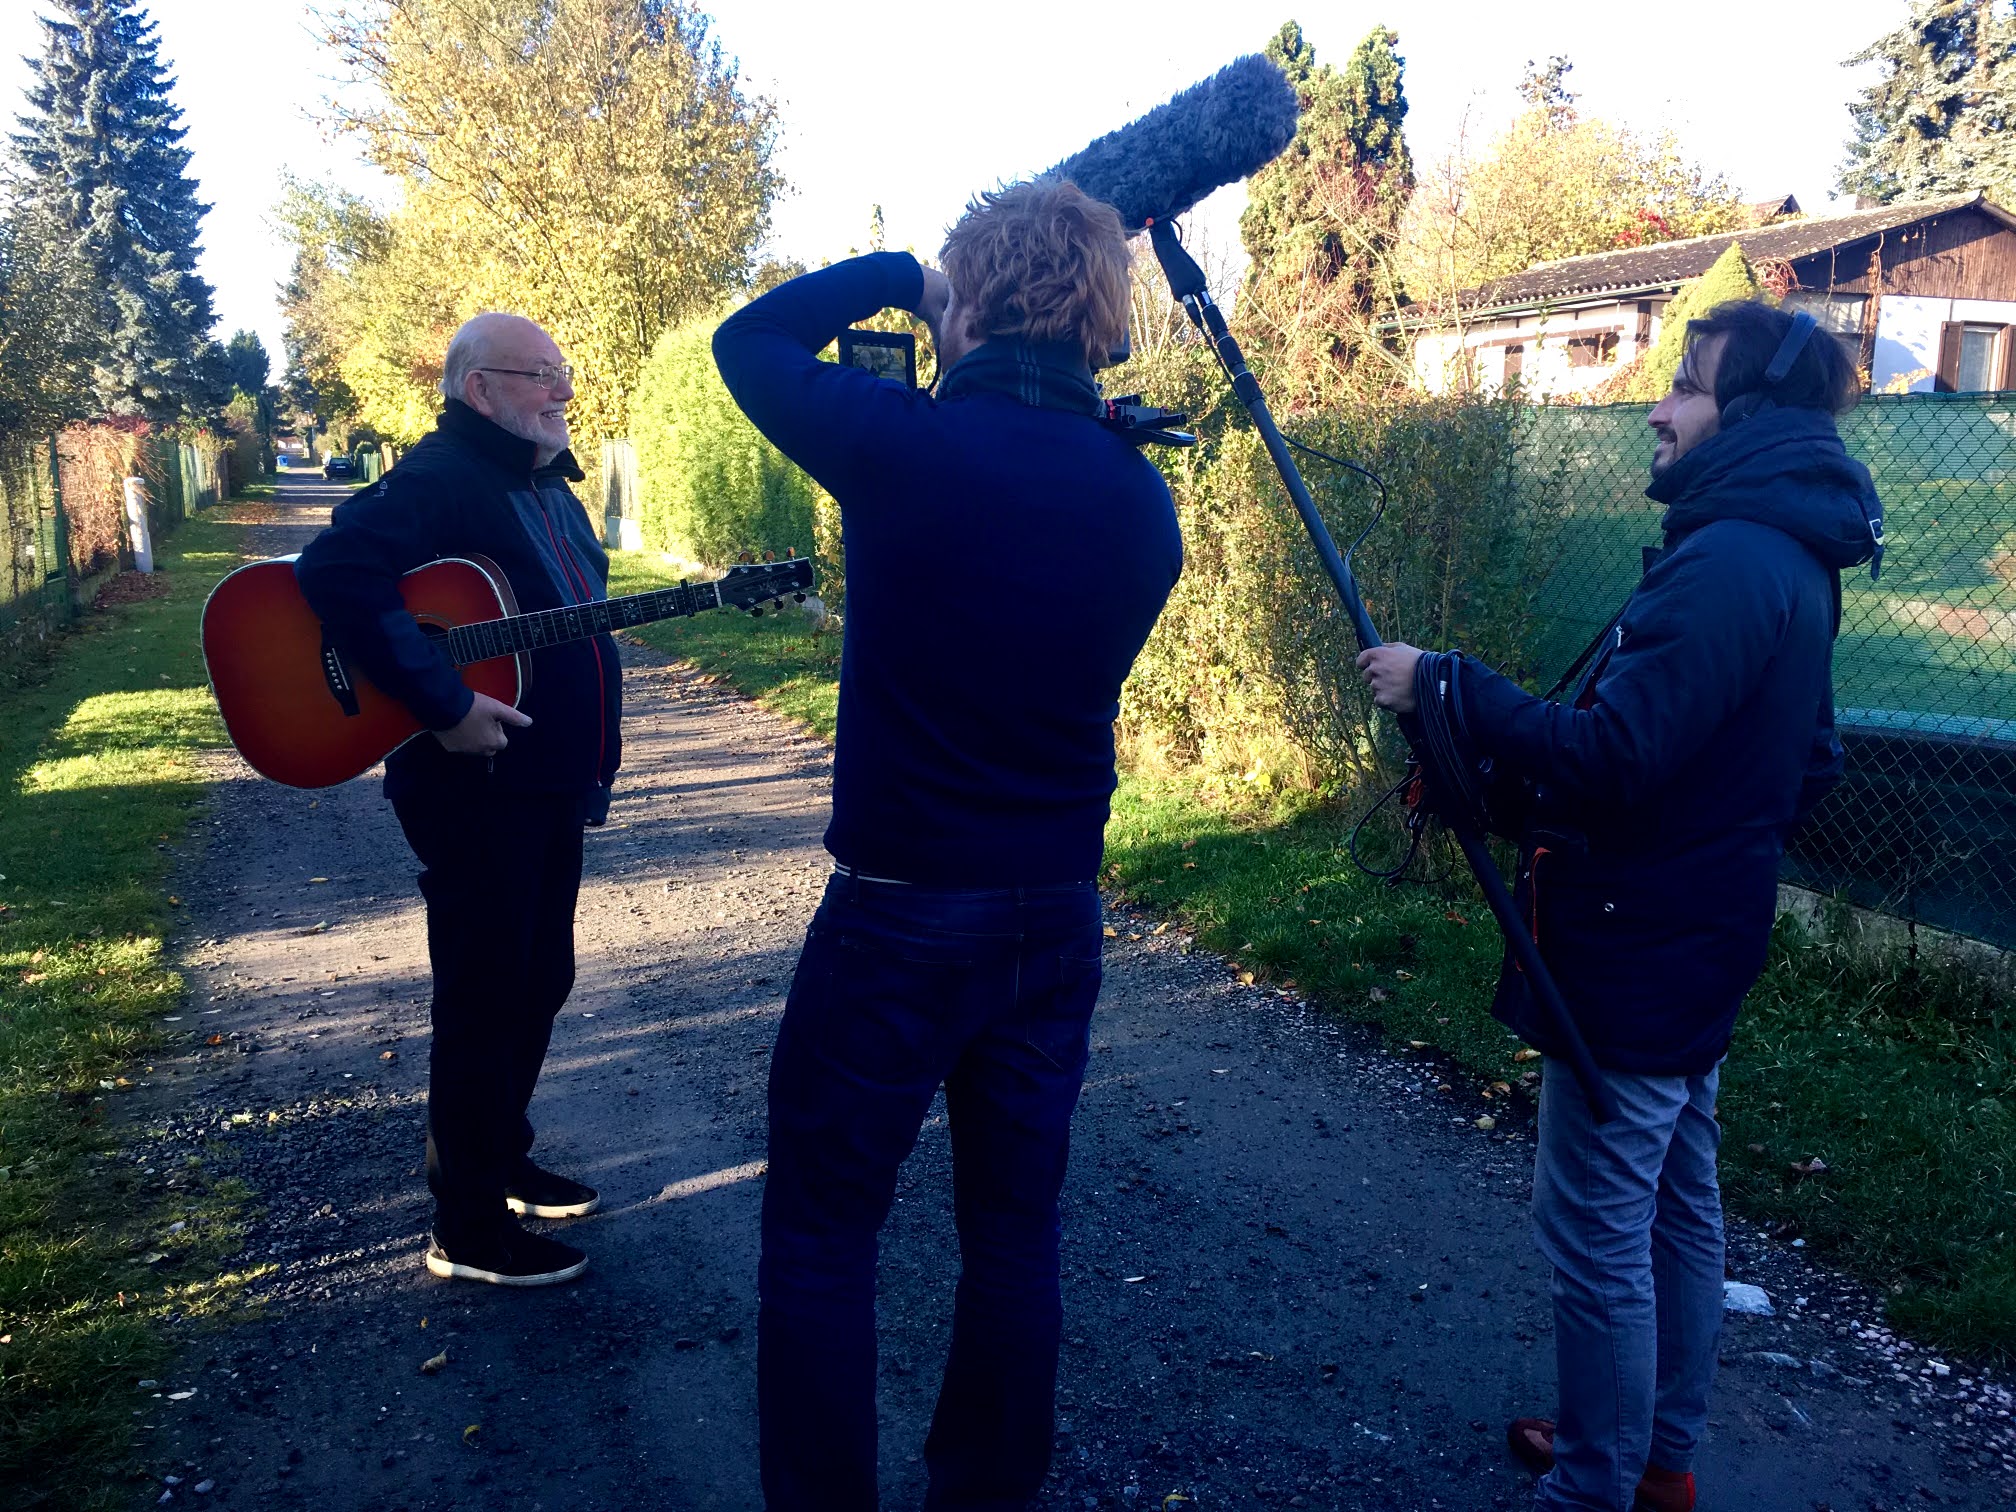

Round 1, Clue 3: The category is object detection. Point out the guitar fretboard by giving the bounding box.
[445,581,720,665]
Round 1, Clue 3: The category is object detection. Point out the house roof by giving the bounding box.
[1441,193,2016,316]
[1742,193,1801,226]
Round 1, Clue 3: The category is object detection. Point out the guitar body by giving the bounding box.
[203,557,522,789]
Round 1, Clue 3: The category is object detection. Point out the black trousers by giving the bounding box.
[392,785,586,1245]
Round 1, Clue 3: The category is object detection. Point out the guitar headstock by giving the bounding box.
[718,555,817,614]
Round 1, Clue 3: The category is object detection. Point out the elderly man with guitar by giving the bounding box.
[293,313,619,1287]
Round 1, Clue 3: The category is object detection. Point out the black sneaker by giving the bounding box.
[505,1165,601,1219]
[425,1224,588,1287]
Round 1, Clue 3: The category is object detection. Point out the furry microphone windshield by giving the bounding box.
[1043,54,1300,234]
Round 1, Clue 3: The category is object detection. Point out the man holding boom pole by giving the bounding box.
[1360,301,1882,1512]
[713,183,1181,1510]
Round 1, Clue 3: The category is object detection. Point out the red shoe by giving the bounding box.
[1636,1467,1696,1512]
[1504,1419,1697,1510]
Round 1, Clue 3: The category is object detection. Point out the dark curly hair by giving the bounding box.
[1681,300,1862,418]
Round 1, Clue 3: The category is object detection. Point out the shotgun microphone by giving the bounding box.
[1042,54,1300,233]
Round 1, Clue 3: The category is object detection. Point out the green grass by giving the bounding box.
[607,551,841,736]
[0,513,264,1509]
[606,548,2016,1363]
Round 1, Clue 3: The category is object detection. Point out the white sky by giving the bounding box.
[1,0,1905,366]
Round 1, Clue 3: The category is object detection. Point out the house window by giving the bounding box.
[1566,331,1620,368]
[1959,325,2002,392]
[1937,321,2012,393]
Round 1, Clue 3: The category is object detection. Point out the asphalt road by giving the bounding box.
[124,479,2011,1510]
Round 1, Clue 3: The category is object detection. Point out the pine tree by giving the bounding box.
[1838,0,2016,205]
[224,330,270,396]
[13,0,221,420]
[1239,20,1415,399]
[1603,243,1763,402]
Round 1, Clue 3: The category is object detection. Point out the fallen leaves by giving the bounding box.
[420,1349,449,1375]
[1789,1155,1829,1179]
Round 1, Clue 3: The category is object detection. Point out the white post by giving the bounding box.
[123,477,154,573]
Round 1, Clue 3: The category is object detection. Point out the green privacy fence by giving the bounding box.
[0,429,224,678]
[1515,392,2016,949]
[0,438,72,659]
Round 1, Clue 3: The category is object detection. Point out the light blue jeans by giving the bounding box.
[1532,1057,1726,1511]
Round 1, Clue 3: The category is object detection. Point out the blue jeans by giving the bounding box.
[758,871,1105,1512]
[1533,1058,1726,1511]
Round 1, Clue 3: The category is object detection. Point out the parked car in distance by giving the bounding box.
[323,456,356,481]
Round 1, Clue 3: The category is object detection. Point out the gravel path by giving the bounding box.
[126,480,2011,1510]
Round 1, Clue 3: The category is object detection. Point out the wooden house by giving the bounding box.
[1406,192,2016,400]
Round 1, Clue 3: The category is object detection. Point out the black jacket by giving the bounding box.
[294,401,622,803]
[1460,406,1883,1074]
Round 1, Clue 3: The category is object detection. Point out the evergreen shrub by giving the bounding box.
[1118,388,1564,798]
[630,309,816,568]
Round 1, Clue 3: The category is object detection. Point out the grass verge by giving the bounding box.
[605,548,2016,1363]
[0,512,263,1509]
[607,551,840,736]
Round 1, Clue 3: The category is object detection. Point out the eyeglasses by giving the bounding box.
[476,363,573,388]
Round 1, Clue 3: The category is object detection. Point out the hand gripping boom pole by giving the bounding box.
[1148,221,1619,1125]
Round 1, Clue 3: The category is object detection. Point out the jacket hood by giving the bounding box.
[1645,405,1884,576]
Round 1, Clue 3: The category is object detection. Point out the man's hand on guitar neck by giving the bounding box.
[434,692,533,756]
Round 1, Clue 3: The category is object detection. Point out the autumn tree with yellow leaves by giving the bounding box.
[283,0,781,449]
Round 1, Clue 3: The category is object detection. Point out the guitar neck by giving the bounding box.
[444,581,719,665]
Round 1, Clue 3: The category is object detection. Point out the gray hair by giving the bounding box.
[439,312,530,402]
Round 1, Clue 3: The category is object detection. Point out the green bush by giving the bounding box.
[1117,381,1560,797]
[221,388,266,497]
[630,308,816,567]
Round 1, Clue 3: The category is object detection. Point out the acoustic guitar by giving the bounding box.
[202,553,815,789]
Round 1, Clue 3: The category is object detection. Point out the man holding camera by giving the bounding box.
[295,313,619,1289]
[1359,300,1882,1512]
[713,181,1181,1510]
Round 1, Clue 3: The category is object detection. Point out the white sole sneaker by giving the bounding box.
[504,1191,601,1219]
[424,1246,588,1287]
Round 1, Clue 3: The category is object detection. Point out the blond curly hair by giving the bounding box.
[939,180,1132,369]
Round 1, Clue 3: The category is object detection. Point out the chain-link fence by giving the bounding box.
[1515,393,2016,950]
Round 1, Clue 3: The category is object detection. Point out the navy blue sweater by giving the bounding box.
[293,401,622,803]
[713,252,1182,884]
[1460,406,1883,1074]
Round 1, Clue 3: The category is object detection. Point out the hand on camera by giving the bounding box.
[915,267,952,332]
[434,691,533,755]
[1355,644,1423,714]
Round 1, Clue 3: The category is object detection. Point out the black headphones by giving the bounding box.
[1719,309,1819,426]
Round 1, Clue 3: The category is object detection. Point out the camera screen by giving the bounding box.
[838,329,917,389]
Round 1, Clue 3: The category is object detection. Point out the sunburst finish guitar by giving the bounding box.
[203,553,815,789]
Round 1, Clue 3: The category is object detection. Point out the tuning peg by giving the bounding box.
[772,598,784,610]
[793,593,806,604]
[749,606,763,618]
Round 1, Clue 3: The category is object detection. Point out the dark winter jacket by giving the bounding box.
[712,251,1182,885]
[293,401,622,804]
[1458,406,1884,1074]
